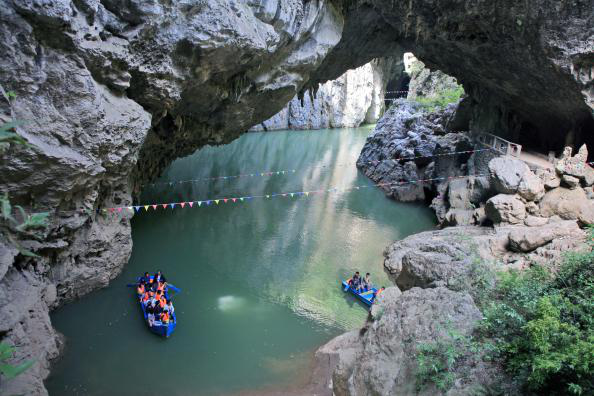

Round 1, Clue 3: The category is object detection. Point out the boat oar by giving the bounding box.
[168,284,181,293]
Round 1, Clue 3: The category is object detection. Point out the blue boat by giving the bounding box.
[341,280,378,307]
[135,277,177,338]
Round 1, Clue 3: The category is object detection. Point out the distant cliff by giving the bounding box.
[251,58,402,131]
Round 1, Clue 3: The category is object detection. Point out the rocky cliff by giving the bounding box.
[0,0,592,394]
[250,58,402,131]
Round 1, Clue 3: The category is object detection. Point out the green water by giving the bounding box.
[46,127,436,395]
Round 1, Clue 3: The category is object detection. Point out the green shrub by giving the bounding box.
[480,231,594,395]
[415,325,478,392]
[0,342,34,380]
[415,86,464,111]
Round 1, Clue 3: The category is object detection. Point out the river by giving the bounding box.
[45,126,436,395]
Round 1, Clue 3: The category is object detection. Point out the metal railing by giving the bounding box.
[475,132,522,157]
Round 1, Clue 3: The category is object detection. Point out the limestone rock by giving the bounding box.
[383,226,497,290]
[539,187,594,226]
[317,287,498,396]
[509,220,580,252]
[485,194,527,224]
[517,171,545,201]
[488,157,542,200]
[562,174,581,189]
[524,215,549,227]
[252,59,402,131]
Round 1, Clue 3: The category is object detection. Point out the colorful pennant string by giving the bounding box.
[142,148,491,188]
[100,173,490,216]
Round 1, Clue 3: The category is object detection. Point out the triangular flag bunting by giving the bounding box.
[134,206,141,212]
[206,200,212,206]
[282,193,287,197]
[289,193,294,197]
[162,204,167,209]
[180,202,186,208]
[232,198,236,203]
[197,201,202,207]
[188,202,194,207]
[215,200,220,205]
[240,198,244,202]
[170,203,175,209]
[144,205,149,211]
[305,192,309,196]
[223,199,228,203]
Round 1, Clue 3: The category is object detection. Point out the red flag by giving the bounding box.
[162,204,167,209]
[152,204,157,210]
[223,199,228,203]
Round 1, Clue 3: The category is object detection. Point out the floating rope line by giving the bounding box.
[143,147,489,188]
[100,173,489,217]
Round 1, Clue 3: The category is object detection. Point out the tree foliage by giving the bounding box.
[480,228,594,395]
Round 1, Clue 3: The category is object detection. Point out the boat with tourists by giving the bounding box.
[341,278,382,307]
[130,272,179,337]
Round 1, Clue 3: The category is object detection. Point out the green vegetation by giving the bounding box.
[414,86,464,111]
[416,228,594,395]
[0,121,32,153]
[0,342,34,380]
[0,122,48,256]
[480,229,594,395]
[416,326,472,392]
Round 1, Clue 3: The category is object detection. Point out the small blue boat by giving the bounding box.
[341,280,378,307]
[135,277,177,338]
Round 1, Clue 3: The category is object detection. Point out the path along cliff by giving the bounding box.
[0,0,593,394]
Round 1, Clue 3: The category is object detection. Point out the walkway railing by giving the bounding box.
[475,132,522,157]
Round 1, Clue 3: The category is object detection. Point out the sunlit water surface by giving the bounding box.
[46,127,436,395]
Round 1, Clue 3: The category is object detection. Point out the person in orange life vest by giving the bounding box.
[137,281,146,296]
[159,295,167,309]
[373,286,385,302]
[160,310,170,324]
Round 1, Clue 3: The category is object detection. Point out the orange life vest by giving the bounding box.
[142,292,150,302]
[161,312,169,323]
[159,297,166,308]
[137,284,145,294]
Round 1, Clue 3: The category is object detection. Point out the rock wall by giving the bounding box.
[250,58,402,131]
[406,55,461,101]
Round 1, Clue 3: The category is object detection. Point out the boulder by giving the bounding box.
[517,171,545,201]
[524,215,549,227]
[509,220,580,252]
[485,194,526,224]
[442,208,475,226]
[318,287,488,396]
[539,187,594,225]
[561,174,580,189]
[488,157,530,194]
[383,226,497,290]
